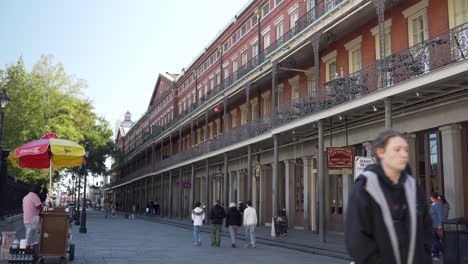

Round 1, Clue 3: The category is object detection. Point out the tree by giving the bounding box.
[1,55,113,185]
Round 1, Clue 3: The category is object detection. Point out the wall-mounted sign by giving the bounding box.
[327,147,353,168]
[254,164,262,181]
[354,156,376,180]
[211,173,224,180]
[181,180,192,189]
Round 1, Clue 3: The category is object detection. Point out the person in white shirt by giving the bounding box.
[191,202,205,246]
[242,200,257,248]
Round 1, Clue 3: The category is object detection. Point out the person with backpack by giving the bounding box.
[210,200,226,247]
[226,202,242,248]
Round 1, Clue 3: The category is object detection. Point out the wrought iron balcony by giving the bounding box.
[111,15,468,188]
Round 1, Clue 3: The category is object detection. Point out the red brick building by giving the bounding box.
[109,0,468,237]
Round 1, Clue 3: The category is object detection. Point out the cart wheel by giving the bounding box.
[59,256,67,264]
[68,243,75,261]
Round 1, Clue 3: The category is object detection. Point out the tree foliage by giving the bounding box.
[0,55,113,185]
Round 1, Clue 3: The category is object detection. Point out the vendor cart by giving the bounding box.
[38,207,75,263]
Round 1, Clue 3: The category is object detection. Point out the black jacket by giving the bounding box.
[210,204,226,224]
[345,164,432,264]
[226,207,242,227]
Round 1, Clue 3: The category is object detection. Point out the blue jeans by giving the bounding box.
[245,225,256,245]
[432,228,443,257]
[193,226,202,244]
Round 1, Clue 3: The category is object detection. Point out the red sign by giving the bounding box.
[327,147,353,168]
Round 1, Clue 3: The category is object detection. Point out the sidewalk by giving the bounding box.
[135,214,351,261]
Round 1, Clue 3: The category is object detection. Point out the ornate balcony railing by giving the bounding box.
[113,0,350,167]
[111,15,468,189]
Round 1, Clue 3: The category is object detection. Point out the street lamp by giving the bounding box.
[79,148,89,233]
[74,172,81,225]
[0,88,10,220]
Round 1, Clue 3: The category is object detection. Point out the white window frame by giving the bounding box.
[322,50,338,82]
[402,0,429,46]
[278,83,284,104]
[261,90,271,117]
[240,104,247,125]
[262,2,270,17]
[275,0,284,7]
[344,35,363,74]
[288,3,299,29]
[305,67,316,96]
[289,75,300,100]
[241,48,248,65]
[251,97,259,121]
[449,0,468,28]
[275,17,284,40]
[232,57,238,73]
[370,19,392,59]
[230,109,238,129]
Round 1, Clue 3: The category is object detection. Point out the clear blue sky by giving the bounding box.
[0,0,248,136]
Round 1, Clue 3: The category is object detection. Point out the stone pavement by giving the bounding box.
[138,214,350,260]
[39,211,349,264]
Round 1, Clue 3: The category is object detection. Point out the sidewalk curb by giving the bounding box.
[136,215,352,261]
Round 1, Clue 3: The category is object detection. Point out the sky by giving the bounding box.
[0,0,249,137]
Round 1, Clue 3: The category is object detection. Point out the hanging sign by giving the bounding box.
[327,147,353,168]
[254,164,262,181]
[354,156,376,180]
[211,172,224,180]
[181,180,192,189]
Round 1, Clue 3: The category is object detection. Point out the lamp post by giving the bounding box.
[0,89,10,220]
[79,148,89,233]
[74,172,81,225]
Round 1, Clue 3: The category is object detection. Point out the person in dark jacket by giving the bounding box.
[345,129,432,264]
[210,200,226,247]
[226,202,242,248]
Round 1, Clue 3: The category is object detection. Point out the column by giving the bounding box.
[191,120,195,147]
[246,84,251,123]
[224,153,229,210]
[247,145,253,201]
[272,61,278,111]
[273,134,279,217]
[223,96,228,133]
[371,0,387,87]
[318,120,326,242]
[205,159,210,222]
[169,134,173,156]
[237,170,243,205]
[311,31,322,99]
[302,156,312,231]
[342,173,352,220]
[404,134,417,172]
[179,167,182,220]
[160,174,164,217]
[284,160,291,227]
[160,140,164,160]
[385,97,392,128]
[190,164,195,212]
[169,170,172,218]
[363,141,374,157]
[439,124,464,218]
[205,111,209,141]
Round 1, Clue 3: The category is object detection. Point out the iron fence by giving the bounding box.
[2,176,31,217]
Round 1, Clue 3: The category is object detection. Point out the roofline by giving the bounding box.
[174,0,256,83]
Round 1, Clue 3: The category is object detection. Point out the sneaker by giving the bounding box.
[251,244,256,248]
[232,244,236,248]
[243,244,250,248]
[432,256,439,261]
[198,241,202,247]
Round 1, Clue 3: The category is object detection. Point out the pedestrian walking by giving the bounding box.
[238,201,245,214]
[345,129,432,264]
[210,200,226,247]
[103,198,110,218]
[131,204,136,219]
[154,201,160,216]
[430,192,444,260]
[438,194,450,221]
[110,201,116,217]
[226,202,242,248]
[243,200,257,248]
[191,202,205,247]
[22,184,43,244]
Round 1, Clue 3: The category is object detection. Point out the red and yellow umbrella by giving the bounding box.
[9,133,85,189]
